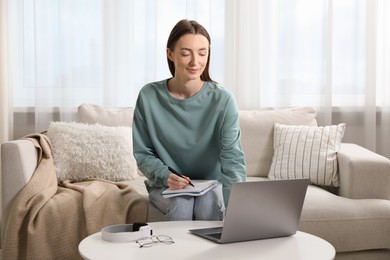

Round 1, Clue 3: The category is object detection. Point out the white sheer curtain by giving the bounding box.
[225,0,390,158]
[8,0,225,132]
[0,0,13,144]
[1,0,390,158]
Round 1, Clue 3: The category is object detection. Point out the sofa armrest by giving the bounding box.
[1,139,38,241]
[338,143,390,200]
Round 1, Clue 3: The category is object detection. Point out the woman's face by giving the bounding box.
[167,33,209,81]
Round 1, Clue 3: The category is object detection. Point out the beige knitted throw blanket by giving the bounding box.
[1,133,148,260]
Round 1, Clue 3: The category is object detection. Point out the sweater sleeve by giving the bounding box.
[132,94,170,189]
[220,96,247,205]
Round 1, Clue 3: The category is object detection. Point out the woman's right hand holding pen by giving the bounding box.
[167,173,192,190]
[167,166,194,190]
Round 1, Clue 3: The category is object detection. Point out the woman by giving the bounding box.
[132,19,246,221]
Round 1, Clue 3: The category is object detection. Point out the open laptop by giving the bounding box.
[189,178,309,243]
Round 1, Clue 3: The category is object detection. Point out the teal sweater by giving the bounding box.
[132,79,246,204]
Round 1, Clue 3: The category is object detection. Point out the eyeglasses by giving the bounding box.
[136,235,175,248]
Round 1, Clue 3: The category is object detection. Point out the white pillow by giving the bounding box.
[268,123,346,187]
[48,121,139,182]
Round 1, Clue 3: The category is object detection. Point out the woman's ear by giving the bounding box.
[166,48,174,62]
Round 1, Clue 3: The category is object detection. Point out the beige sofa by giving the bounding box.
[2,104,390,259]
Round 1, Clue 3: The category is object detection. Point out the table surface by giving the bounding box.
[79,221,335,260]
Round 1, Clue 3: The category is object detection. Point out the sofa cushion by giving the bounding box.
[240,107,317,177]
[299,185,390,252]
[268,123,346,187]
[77,105,317,179]
[77,103,134,126]
[48,121,139,182]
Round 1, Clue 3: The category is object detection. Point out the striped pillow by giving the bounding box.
[268,123,346,187]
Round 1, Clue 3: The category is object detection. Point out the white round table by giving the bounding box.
[79,221,335,260]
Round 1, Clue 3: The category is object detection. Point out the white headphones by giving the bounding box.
[101,223,153,243]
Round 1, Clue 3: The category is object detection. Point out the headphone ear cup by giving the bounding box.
[132,222,148,231]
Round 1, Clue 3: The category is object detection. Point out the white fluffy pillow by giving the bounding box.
[268,123,346,187]
[48,121,139,182]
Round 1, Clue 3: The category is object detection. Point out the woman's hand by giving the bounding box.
[167,173,191,190]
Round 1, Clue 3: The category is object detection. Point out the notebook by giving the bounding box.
[189,178,309,244]
[161,180,219,198]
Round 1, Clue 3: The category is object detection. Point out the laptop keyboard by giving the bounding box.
[206,232,222,239]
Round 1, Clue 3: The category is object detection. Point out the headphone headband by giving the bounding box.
[101,223,153,243]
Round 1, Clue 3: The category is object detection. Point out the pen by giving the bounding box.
[168,166,195,187]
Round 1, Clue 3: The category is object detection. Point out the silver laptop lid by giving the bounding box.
[220,179,308,243]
